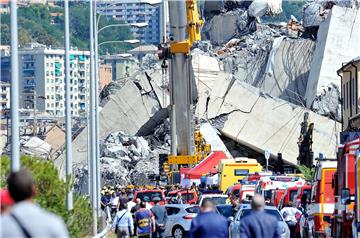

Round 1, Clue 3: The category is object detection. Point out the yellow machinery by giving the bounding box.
[159,0,208,183]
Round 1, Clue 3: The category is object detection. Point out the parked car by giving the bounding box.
[133,189,166,206]
[167,190,198,204]
[228,204,290,238]
[198,194,228,206]
[164,204,199,238]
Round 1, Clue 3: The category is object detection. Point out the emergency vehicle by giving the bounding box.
[278,185,312,210]
[293,184,312,207]
[354,148,360,238]
[305,159,336,238]
[332,139,357,238]
[218,158,262,192]
[238,184,256,202]
[254,176,306,200]
[271,189,286,207]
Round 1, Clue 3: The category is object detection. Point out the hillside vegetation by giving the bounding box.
[0,3,134,55]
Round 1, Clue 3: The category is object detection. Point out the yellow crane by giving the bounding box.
[159,0,210,183]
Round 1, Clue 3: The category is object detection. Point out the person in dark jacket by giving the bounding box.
[239,194,280,238]
[151,197,167,238]
[189,199,228,238]
[134,201,155,238]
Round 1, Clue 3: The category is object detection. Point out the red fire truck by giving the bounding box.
[332,139,358,238]
[306,159,337,238]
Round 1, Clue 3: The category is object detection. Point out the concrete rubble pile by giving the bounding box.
[62,1,360,190]
[74,131,160,192]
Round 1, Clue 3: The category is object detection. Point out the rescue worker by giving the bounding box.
[175,192,184,204]
[189,199,228,238]
[112,202,134,238]
[111,191,120,216]
[101,190,111,210]
[131,198,141,214]
[239,195,280,238]
[281,201,302,238]
[151,196,167,238]
[134,201,155,238]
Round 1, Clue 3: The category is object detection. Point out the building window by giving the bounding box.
[353,77,356,106]
[347,82,349,109]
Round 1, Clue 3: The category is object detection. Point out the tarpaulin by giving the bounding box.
[185,151,227,179]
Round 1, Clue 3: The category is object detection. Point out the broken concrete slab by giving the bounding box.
[22,136,52,158]
[248,0,282,17]
[200,122,232,159]
[202,9,254,45]
[198,72,340,165]
[54,80,160,177]
[305,6,360,107]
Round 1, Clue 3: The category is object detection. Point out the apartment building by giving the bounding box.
[98,0,161,45]
[1,43,90,117]
[338,57,360,130]
[0,82,10,110]
[102,53,138,81]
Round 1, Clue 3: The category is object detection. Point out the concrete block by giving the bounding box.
[305,6,360,107]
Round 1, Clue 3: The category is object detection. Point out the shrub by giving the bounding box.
[0,156,92,238]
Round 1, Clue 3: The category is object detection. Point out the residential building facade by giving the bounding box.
[99,63,112,90]
[0,82,10,110]
[98,0,161,45]
[1,43,90,117]
[102,53,138,81]
[338,57,360,130]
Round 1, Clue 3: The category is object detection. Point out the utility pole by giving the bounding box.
[93,0,101,216]
[64,0,73,211]
[10,0,20,172]
[89,0,98,235]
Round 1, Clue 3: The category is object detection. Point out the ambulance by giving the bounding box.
[254,176,306,200]
[218,158,262,192]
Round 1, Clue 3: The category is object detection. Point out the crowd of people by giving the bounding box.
[0,169,309,238]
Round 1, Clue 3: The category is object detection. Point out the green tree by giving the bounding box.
[297,164,316,181]
[0,156,92,238]
[0,3,134,54]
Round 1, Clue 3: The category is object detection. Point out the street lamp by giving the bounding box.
[97,39,140,47]
[98,22,148,34]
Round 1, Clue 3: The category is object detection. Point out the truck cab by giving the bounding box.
[306,159,336,238]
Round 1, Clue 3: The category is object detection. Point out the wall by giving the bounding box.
[99,64,112,90]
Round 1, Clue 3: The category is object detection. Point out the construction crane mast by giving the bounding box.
[159,0,207,182]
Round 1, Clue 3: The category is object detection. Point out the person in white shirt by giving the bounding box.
[1,169,69,238]
[281,201,302,238]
